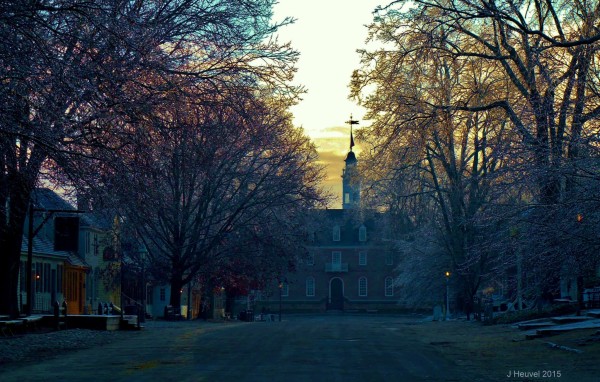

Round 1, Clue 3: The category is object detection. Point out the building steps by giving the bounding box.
[518,315,600,340]
[120,315,142,330]
[586,310,600,318]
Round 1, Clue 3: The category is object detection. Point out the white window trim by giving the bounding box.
[85,231,91,255]
[333,225,341,241]
[358,277,368,297]
[306,277,315,297]
[93,233,99,256]
[359,225,367,242]
[385,277,394,297]
[332,251,342,264]
[359,251,367,266]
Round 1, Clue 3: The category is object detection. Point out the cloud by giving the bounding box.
[311,132,365,208]
[312,124,364,138]
[321,125,350,136]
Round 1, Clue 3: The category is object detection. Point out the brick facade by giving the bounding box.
[273,209,400,313]
[254,143,404,314]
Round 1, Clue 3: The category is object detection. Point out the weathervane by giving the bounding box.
[345,114,359,151]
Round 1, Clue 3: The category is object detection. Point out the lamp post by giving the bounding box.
[278,281,283,322]
[187,279,192,320]
[120,253,124,321]
[445,271,451,320]
[139,245,147,324]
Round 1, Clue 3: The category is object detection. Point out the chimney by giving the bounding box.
[77,193,90,212]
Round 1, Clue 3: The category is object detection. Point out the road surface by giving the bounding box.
[0,314,477,382]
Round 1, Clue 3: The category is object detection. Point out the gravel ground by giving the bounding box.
[0,327,133,365]
[0,320,211,366]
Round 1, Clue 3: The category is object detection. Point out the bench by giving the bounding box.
[164,305,183,320]
[0,320,24,337]
[256,313,276,322]
[21,315,43,332]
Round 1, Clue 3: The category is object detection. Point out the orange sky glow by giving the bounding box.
[273,1,383,207]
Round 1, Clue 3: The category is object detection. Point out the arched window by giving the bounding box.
[385,277,394,296]
[333,225,341,241]
[306,277,315,297]
[359,225,367,242]
[281,282,289,297]
[358,277,368,297]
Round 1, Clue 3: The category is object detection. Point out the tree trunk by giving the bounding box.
[169,276,183,308]
[0,234,22,318]
[0,184,32,318]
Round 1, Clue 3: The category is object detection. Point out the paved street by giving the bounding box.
[1,315,475,382]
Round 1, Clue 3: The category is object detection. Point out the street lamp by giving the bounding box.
[445,271,451,321]
[187,280,192,320]
[139,245,148,324]
[278,281,283,322]
[120,252,124,321]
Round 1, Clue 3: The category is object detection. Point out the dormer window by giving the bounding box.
[359,225,367,242]
[333,225,341,241]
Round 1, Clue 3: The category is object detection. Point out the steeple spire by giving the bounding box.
[345,114,359,151]
[342,114,360,209]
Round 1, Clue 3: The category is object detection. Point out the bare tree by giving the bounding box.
[94,85,325,308]
[351,19,516,305]
[373,0,600,198]
[350,0,600,311]
[0,0,296,317]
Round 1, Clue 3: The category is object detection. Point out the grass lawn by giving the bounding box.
[403,319,600,382]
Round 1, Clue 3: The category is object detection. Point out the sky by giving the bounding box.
[272,1,385,206]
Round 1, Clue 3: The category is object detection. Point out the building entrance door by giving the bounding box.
[64,266,85,314]
[329,278,344,311]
